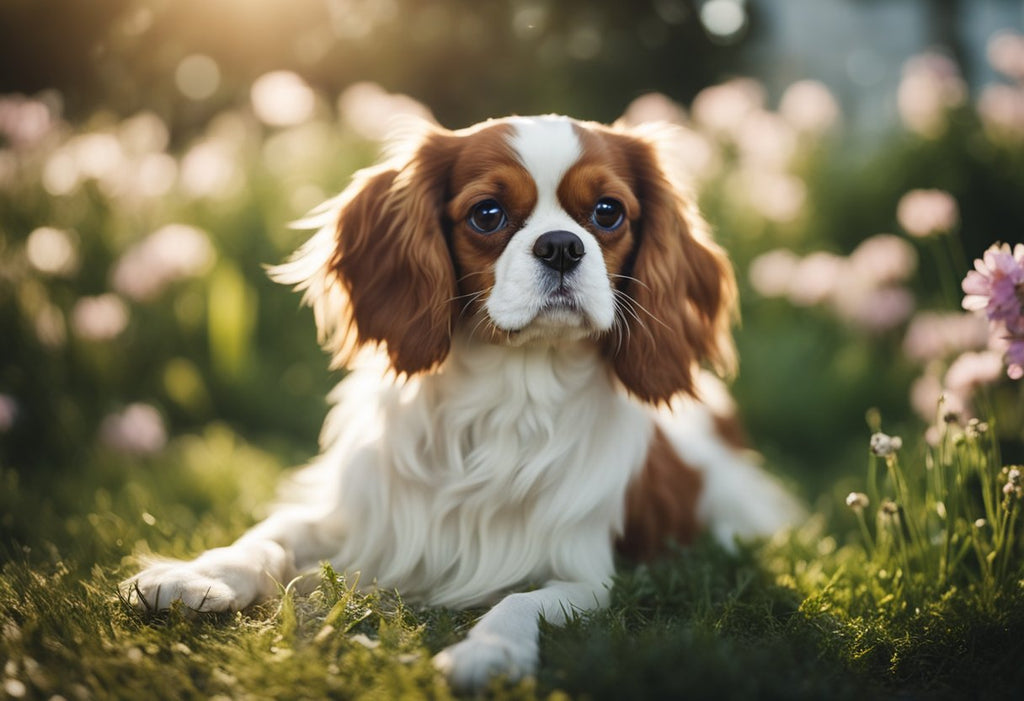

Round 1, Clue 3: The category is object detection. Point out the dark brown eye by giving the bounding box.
[468,199,507,234]
[592,198,625,231]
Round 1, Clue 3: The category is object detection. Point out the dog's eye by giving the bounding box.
[592,198,625,231]
[468,199,507,235]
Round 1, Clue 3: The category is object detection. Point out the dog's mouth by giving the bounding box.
[498,288,595,343]
[540,287,583,314]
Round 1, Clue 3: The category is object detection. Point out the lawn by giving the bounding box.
[3,428,1024,699]
[4,49,1024,698]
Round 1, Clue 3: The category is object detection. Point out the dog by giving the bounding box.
[122,114,801,690]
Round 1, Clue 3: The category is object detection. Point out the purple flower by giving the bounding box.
[962,243,1024,322]
[962,243,1024,380]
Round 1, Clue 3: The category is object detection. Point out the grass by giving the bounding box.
[3,422,1024,700]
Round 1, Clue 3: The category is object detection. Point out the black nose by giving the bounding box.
[533,231,585,274]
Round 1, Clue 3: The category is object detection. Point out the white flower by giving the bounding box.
[845,492,870,512]
[870,432,903,457]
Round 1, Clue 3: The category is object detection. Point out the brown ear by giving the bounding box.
[271,129,459,375]
[609,130,737,403]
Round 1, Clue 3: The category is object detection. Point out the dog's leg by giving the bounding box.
[121,505,342,612]
[433,580,609,691]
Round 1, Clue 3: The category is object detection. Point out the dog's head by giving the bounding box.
[272,115,736,403]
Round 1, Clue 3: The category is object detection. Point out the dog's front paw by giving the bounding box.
[433,633,537,692]
[121,545,285,613]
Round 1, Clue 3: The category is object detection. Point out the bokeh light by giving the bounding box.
[175,54,221,100]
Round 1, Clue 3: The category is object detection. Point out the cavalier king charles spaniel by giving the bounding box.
[123,114,801,690]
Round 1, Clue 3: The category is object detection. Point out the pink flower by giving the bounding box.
[896,189,959,238]
[944,350,1005,395]
[962,243,1024,322]
[962,243,1024,380]
[111,224,216,301]
[902,311,990,362]
[620,92,687,126]
[987,31,1024,82]
[1007,339,1024,380]
[848,234,918,287]
[748,249,800,298]
[72,294,129,341]
[897,52,966,138]
[0,394,17,432]
[99,403,167,455]
[978,85,1024,141]
[779,80,840,134]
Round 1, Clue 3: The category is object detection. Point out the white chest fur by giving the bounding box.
[312,337,651,607]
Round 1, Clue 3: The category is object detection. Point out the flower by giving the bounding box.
[251,71,316,127]
[977,84,1024,141]
[71,294,129,341]
[0,394,17,433]
[99,403,167,455]
[845,492,870,512]
[620,92,687,126]
[337,82,436,142]
[740,170,806,223]
[1002,467,1024,503]
[833,286,915,334]
[1006,338,1024,380]
[778,80,840,135]
[902,312,990,362]
[691,78,765,137]
[847,234,918,288]
[965,418,989,438]
[788,251,844,306]
[962,243,1024,321]
[750,239,916,333]
[748,249,800,298]
[0,94,57,149]
[896,189,959,238]
[944,350,1004,395]
[987,31,1024,82]
[962,243,1024,379]
[870,432,903,457]
[25,227,79,277]
[897,52,966,138]
[879,499,900,519]
[111,224,216,301]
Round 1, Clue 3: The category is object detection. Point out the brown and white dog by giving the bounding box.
[123,115,800,690]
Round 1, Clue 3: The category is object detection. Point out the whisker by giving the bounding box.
[612,290,644,327]
[455,270,492,286]
[609,273,652,292]
[617,289,670,332]
[612,289,660,346]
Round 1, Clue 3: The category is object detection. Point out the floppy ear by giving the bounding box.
[270,129,459,375]
[608,128,737,403]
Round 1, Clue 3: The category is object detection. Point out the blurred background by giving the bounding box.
[1,0,1023,549]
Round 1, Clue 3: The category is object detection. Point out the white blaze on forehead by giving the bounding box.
[485,116,616,337]
[507,116,582,198]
